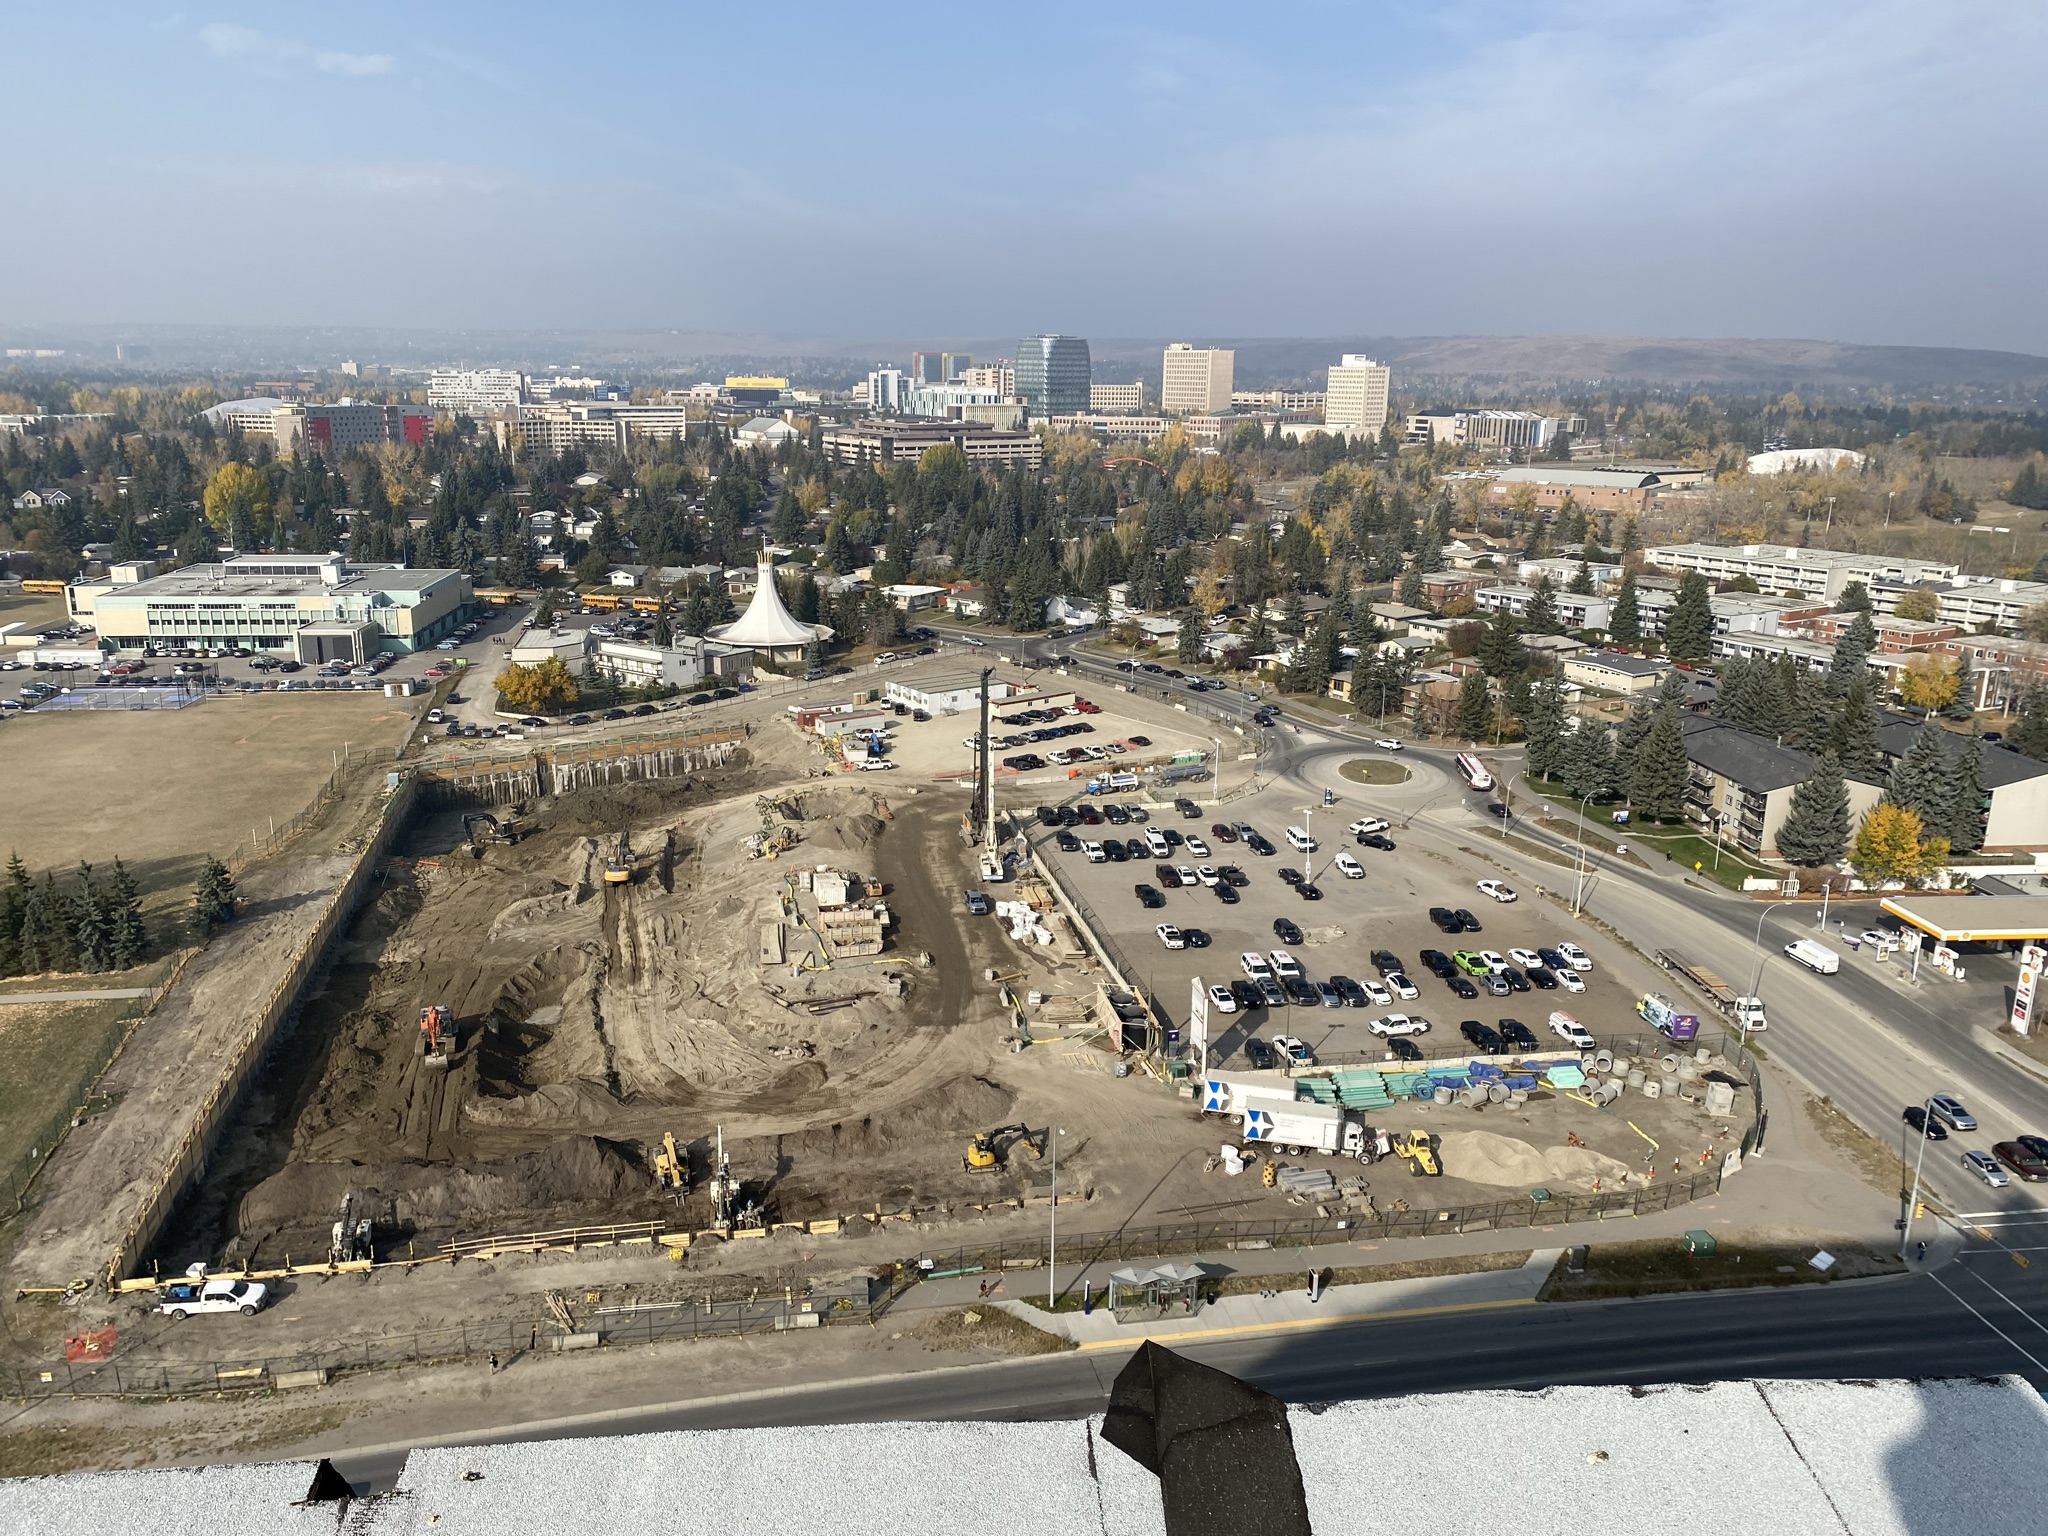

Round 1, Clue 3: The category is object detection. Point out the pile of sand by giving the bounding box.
[1437,1130,1634,1191]
[238,1134,650,1240]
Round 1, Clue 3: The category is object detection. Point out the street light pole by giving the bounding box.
[1742,901,1788,1060]
[1048,1126,1067,1306]
[1900,1095,1937,1261]
[1570,790,1598,914]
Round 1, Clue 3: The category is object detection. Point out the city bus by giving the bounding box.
[1454,752,1495,792]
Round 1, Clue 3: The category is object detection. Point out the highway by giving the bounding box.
[326,1263,2048,1490]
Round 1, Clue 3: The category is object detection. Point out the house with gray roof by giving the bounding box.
[1679,716,1884,859]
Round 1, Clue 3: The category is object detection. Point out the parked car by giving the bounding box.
[1477,880,1518,903]
[1428,907,1462,933]
[1385,972,1419,1001]
[1272,917,1303,945]
[1134,884,1165,908]
[1156,924,1187,950]
[1208,983,1239,1015]
[964,891,993,916]
[1369,1013,1430,1038]
[1460,1020,1503,1053]
[1242,1038,1275,1069]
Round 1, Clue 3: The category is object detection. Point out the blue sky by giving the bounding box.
[5,3,2045,351]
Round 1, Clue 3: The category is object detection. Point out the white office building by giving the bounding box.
[866,368,907,413]
[1089,382,1145,413]
[1324,355,1391,436]
[427,368,529,416]
[1159,345,1233,415]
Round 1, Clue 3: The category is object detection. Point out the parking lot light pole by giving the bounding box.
[1900,1095,1938,1261]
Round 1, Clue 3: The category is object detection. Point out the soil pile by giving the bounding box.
[236,1135,652,1246]
[1438,1130,1634,1191]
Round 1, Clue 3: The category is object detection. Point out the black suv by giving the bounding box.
[1429,907,1462,933]
[1418,949,1457,978]
[1174,797,1201,819]
[1460,1020,1503,1053]
[1273,917,1303,944]
[1229,979,1262,1011]
[1499,1018,1538,1050]
[1370,949,1404,976]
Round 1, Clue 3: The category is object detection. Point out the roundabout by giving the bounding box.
[1337,756,1414,786]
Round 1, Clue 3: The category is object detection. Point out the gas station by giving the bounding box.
[1880,895,2048,1032]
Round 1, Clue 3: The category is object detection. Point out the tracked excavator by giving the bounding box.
[417,1004,454,1071]
[604,827,633,884]
[462,811,522,855]
[964,1123,1049,1174]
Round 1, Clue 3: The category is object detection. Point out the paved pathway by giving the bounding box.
[0,987,153,1004]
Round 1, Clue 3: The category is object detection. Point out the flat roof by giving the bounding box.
[1881,894,2048,943]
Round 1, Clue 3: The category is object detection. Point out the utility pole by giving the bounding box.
[979,668,997,854]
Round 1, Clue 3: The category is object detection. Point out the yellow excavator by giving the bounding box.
[604,827,632,884]
[1391,1130,1441,1177]
[964,1124,1049,1174]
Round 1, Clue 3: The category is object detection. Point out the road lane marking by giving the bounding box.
[1072,1295,1535,1351]
[1929,1271,2048,1375]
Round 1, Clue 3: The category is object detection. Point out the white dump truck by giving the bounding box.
[1240,1100,1380,1159]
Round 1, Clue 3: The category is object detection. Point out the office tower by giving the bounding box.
[1160,343,1235,415]
[1015,335,1091,420]
[1324,355,1392,435]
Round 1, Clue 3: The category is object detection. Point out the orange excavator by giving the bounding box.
[418,1005,454,1071]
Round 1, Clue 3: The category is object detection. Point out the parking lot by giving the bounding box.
[1027,775,1659,1071]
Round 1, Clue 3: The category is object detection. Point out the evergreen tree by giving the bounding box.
[1663,571,1713,662]
[1948,734,1987,854]
[72,862,112,975]
[106,857,147,970]
[1827,610,1877,694]
[1941,650,1976,722]
[1561,716,1614,801]
[0,851,24,978]
[2008,460,2048,511]
[1524,672,1567,779]
[1608,569,1641,647]
[24,872,76,974]
[1568,560,1595,596]
[1612,693,1656,791]
[2011,681,2048,762]
[1176,606,1204,665]
[1883,719,1956,831]
[1828,678,1882,781]
[1457,669,1493,739]
[1406,684,1430,740]
[1837,579,1872,614]
[1777,750,1851,866]
[1523,574,1561,635]
[1477,607,1522,677]
[192,855,237,938]
[1397,566,1425,608]
[1629,704,1688,821]
[1750,657,1796,740]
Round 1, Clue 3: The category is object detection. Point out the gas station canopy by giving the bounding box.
[1880,895,2048,946]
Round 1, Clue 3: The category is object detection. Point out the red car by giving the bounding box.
[1073,699,1101,713]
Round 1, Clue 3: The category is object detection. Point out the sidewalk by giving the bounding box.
[999,1249,1559,1348]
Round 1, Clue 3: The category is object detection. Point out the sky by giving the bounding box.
[4,2,2045,353]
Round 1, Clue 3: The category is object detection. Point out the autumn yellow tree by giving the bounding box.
[203,461,270,538]
[1850,803,1950,889]
[1897,654,1960,712]
[1892,589,1941,622]
[495,658,579,714]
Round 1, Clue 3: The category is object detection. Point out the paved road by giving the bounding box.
[327,1264,2048,1491]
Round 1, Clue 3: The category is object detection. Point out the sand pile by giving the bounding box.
[237,1135,652,1242]
[1437,1130,1634,1191]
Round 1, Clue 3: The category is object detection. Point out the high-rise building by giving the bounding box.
[1160,344,1234,415]
[911,352,973,385]
[867,368,906,413]
[964,361,1015,395]
[1015,335,1091,421]
[427,368,529,416]
[1324,355,1391,436]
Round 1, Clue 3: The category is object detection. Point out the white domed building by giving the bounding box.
[712,550,833,668]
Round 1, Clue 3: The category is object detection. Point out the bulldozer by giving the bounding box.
[417,1004,454,1071]
[604,827,632,884]
[1390,1130,1440,1177]
[964,1123,1049,1174]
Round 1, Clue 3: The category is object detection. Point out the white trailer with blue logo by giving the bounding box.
[1200,1075,1303,1118]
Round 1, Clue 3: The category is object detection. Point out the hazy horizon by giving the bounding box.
[3,3,2044,352]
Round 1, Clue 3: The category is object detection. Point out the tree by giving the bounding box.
[1777,751,1851,867]
[1523,574,1561,635]
[19,874,75,975]
[1560,716,1615,801]
[203,461,270,540]
[1176,606,1204,665]
[1663,571,1713,663]
[1828,678,1882,780]
[1629,704,1688,821]
[1948,735,1987,854]
[1897,654,1960,713]
[1850,803,1949,890]
[192,855,237,937]
[1397,566,1425,608]
[1568,560,1595,596]
[1942,650,1976,721]
[1893,589,1941,622]
[1612,694,1656,792]
[2006,460,2048,511]
[1524,672,1568,779]
[1456,669,1492,739]
[1884,719,1954,831]
[1476,607,1522,677]
[106,857,146,970]
[1608,569,1642,647]
[2018,603,2048,644]
[1827,610,1877,694]
[1406,684,1430,740]
[1837,579,1872,614]
[495,657,579,714]
[2011,680,2048,762]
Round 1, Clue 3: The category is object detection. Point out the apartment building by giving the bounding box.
[1873,575,2048,634]
[1929,635,2048,711]
[202,398,431,454]
[1642,542,1960,602]
[964,361,1014,394]
[910,352,972,385]
[1323,355,1391,436]
[1231,389,1325,414]
[427,368,529,416]
[1089,382,1145,413]
[1679,717,1884,859]
[1160,344,1234,415]
[866,368,907,413]
[1473,585,1611,631]
[821,419,1043,470]
[506,400,691,456]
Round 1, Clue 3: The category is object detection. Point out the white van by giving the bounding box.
[1285,826,1318,853]
[1784,938,1841,975]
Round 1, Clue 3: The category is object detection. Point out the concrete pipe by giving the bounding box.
[1626,1068,1647,1090]
[1487,1082,1510,1104]
[1660,1053,1682,1075]
[1434,1086,1454,1106]
[1593,1049,1614,1074]
[1642,1078,1662,1100]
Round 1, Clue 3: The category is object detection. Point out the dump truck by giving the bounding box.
[1240,1100,1374,1160]
[1655,950,1766,1031]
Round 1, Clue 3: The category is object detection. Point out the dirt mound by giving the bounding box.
[805,813,885,854]
[1438,1130,1634,1191]
[237,1135,648,1240]
[779,1073,1015,1162]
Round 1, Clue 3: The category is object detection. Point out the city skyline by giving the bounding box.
[3,3,2044,351]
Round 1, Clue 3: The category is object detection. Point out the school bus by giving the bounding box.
[630,596,666,614]
[579,590,624,611]
[19,579,68,594]
[474,587,527,607]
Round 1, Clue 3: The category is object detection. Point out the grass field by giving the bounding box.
[0,997,146,1208]
[0,586,70,634]
[0,694,413,918]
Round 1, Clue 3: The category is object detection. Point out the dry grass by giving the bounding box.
[0,999,140,1189]
[1540,1233,1902,1301]
[1804,1092,1909,1194]
[1213,1248,1532,1298]
[1337,758,1414,786]
[0,1406,353,1479]
[912,1305,1075,1355]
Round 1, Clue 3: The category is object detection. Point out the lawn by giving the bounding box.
[1339,757,1413,786]
[0,995,151,1210]
[1539,1234,1901,1301]
[1524,781,1777,892]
